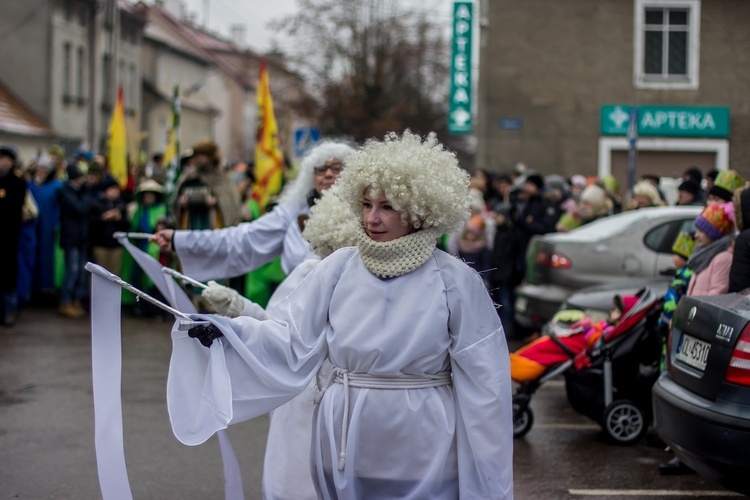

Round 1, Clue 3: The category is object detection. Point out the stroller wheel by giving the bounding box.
[513,403,534,438]
[602,400,646,445]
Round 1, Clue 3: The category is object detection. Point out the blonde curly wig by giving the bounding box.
[337,130,470,234]
[278,141,355,206]
[302,186,360,258]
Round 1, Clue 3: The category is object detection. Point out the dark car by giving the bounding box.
[515,206,701,331]
[652,293,750,496]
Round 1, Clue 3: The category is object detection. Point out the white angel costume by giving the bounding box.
[168,239,514,499]
[171,142,355,280]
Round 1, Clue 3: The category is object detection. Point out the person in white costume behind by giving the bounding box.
[171,131,514,499]
[199,187,360,500]
[153,141,355,279]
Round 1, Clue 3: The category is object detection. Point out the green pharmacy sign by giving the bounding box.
[601,105,730,138]
[448,2,473,134]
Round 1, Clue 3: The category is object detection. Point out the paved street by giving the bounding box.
[1,307,742,499]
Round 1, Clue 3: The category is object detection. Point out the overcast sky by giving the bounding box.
[169,0,456,53]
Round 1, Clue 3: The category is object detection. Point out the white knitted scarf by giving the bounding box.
[357,226,441,279]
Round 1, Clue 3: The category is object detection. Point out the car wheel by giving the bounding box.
[602,400,646,445]
[513,403,534,438]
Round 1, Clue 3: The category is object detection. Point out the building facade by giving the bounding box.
[476,0,750,192]
[0,0,144,158]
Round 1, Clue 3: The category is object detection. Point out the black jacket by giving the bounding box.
[58,182,91,248]
[729,189,750,293]
[89,194,129,248]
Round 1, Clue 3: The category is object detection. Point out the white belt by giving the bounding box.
[314,367,452,470]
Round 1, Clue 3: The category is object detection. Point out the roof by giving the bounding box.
[0,80,57,138]
[136,3,252,89]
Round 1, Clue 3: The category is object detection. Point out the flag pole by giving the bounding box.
[161,267,208,290]
[85,262,207,328]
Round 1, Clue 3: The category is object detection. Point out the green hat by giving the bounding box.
[709,169,746,202]
[671,230,697,259]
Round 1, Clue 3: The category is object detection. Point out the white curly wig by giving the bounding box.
[302,186,360,257]
[277,141,356,206]
[337,130,471,234]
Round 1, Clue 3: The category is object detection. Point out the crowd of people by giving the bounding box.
[0,139,287,325]
[3,129,750,496]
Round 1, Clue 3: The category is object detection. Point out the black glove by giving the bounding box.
[188,323,223,348]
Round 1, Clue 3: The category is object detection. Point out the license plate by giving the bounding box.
[516,296,528,313]
[676,333,711,371]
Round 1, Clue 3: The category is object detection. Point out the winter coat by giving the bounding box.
[89,194,129,248]
[729,188,750,293]
[687,248,733,296]
[0,171,28,290]
[58,182,91,248]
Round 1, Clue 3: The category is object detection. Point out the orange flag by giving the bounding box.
[107,86,128,187]
[251,60,284,213]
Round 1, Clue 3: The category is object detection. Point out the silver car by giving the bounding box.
[515,206,702,331]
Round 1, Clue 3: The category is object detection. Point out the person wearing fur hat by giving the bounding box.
[190,187,359,500]
[177,131,513,498]
[729,186,750,293]
[155,141,355,280]
[628,180,664,209]
[171,139,243,231]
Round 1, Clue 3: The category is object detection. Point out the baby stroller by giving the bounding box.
[512,287,661,444]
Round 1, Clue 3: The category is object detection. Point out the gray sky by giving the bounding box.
[172,0,456,53]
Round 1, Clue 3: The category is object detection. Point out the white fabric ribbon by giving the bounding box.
[90,270,133,500]
[102,235,245,500]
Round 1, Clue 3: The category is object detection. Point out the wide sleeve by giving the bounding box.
[446,264,514,499]
[173,203,295,281]
[166,250,352,446]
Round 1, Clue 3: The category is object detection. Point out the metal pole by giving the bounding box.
[85,262,207,329]
[113,231,154,240]
[626,107,639,192]
[162,267,208,289]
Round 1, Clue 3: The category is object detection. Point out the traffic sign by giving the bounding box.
[294,127,320,157]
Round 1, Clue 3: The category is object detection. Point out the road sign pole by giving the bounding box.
[627,107,638,192]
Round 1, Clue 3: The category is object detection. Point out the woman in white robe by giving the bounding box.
[198,188,360,500]
[170,131,514,499]
[154,142,355,279]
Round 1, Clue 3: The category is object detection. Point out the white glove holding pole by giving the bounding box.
[201,281,246,318]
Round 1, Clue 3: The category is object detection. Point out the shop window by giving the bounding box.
[634,0,700,90]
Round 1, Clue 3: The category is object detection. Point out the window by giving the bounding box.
[76,46,85,104]
[634,0,700,90]
[62,42,72,101]
[127,63,136,112]
[102,54,112,109]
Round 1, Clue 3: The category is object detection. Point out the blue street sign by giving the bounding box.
[294,127,320,157]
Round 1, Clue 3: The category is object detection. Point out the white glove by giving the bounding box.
[201,281,246,318]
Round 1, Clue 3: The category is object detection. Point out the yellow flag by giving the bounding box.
[107,86,128,187]
[252,60,284,213]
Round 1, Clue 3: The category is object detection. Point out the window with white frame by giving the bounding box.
[634,0,700,89]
